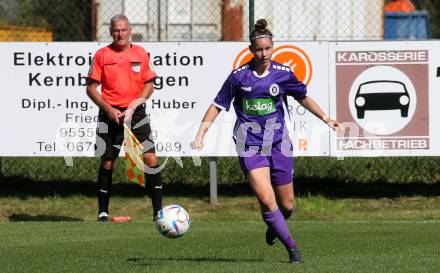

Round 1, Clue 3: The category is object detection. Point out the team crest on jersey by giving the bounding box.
[131,62,141,73]
[269,84,279,96]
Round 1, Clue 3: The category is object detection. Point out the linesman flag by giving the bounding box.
[123,123,145,187]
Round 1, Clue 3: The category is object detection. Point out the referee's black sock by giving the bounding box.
[98,167,113,214]
[145,168,163,219]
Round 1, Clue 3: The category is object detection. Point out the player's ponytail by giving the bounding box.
[249,19,273,45]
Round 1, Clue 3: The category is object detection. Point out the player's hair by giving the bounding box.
[110,14,131,29]
[249,19,273,44]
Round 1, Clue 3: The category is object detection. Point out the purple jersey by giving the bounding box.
[213,59,307,147]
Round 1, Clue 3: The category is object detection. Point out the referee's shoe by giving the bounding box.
[98,212,109,222]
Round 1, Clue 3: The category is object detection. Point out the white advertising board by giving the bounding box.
[329,41,440,156]
[0,41,330,157]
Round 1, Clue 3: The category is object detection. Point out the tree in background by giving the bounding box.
[0,0,46,28]
[33,0,91,41]
[0,0,91,41]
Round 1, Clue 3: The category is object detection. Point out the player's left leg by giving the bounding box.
[130,104,163,220]
[143,152,163,220]
[275,183,295,219]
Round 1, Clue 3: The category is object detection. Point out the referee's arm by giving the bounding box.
[126,79,155,110]
[86,78,122,124]
[139,80,155,101]
[86,79,109,110]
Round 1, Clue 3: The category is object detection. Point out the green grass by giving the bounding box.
[3,156,440,185]
[2,160,440,273]
[3,195,440,223]
[1,195,440,272]
[0,220,439,273]
[2,195,440,222]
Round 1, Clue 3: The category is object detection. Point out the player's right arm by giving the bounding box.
[86,50,123,124]
[191,72,237,150]
[191,104,221,150]
[86,79,123,125]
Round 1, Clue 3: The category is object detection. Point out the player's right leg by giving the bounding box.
[248,167,277,212]
[95,109,124,222]
[97,159,116,222]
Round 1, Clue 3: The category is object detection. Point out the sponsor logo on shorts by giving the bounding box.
[243,98,276,116]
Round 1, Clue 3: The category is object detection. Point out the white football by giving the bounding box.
[156,205,190,238]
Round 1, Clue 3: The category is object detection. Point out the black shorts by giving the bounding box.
[95,104,155,160]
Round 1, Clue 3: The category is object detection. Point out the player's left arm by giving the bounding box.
[297,96,340,130]
[128,47,156,105]
[139,80,155,100]
[125,49,156,120]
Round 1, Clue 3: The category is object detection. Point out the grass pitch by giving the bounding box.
[1,179,439,273]
[0,220,439,273]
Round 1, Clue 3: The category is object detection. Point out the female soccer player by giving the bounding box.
[191,19,339,263]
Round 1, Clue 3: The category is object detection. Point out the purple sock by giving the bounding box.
[263,208,297,250]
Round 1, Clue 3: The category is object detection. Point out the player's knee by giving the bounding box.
[143,153,158,167]
[280,197,295,212]
[100,160,115,170]
[291,200,297,210]
[258,195,277,211]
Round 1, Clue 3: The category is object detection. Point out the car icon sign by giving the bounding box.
[354,80,410,119]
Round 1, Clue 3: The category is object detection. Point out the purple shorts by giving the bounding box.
[237,141,294,186]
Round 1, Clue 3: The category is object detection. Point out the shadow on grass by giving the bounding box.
[127,256,262,264]
[8,213,83,222]
[1,176,439,199]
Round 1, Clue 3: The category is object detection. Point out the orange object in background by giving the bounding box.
[221,0,243,41]
[111,216,132,222]
[384,0,416,12]
[0,26,52,41]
